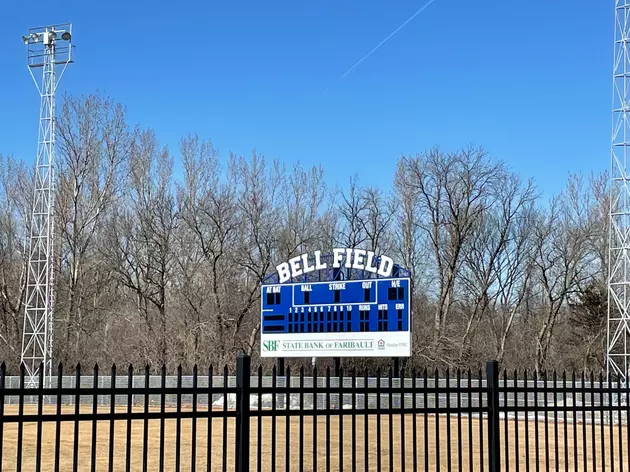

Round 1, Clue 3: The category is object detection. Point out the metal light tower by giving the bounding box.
[20,24,73,387]
[608,2,630,384]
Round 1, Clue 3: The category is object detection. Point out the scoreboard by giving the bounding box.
[260,277,411,358]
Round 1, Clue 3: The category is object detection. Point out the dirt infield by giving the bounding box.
[0,405,626,471]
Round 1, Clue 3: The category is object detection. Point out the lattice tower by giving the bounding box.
[19,25,73,387]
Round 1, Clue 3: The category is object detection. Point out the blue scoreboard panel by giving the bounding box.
[260,277,411,357]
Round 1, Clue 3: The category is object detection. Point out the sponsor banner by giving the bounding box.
[260,331,411,357]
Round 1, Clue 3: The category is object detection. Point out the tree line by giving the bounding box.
[0,92,610,374]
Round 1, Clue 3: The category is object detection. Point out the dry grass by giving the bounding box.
[0,405,627,471]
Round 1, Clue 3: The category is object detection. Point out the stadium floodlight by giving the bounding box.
[19,23,74,389]
[23,25,73,71]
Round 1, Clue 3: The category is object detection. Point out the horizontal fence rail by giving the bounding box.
[0,358,628,471]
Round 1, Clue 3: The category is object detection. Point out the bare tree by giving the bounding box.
[393,174,425,283]
[396,146,505,355]
[103,129,178,367]
[55,92,130,363]
[276,162,327,258]
[565,172,609,371]
[336,175,368,249]
[532,174,599,372]
[568,281,606,372]
[457,174,537,362]
[231,151,283,358]
[494,205,537,365]
[0,154,30,366]
[360,186,396,256]
[176,133,239,365]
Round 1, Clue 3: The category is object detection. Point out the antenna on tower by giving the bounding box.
[607,2,630,384]
[19,24,74,388]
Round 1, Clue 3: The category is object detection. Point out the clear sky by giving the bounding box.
[0,1,612,199]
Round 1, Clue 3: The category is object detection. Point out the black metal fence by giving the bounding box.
[0,356,629,471]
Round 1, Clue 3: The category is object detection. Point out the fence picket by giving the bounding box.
[447,367,452,472]
[457,368,462,472]
[524,369,530,472]
[544,371,550,472]
[314,365,319,472]
[562,371,568,472]
[16,363,24,472]
[467,369,472,472]
[142,365,149,472]
[479,367,485,472]
[502,368,508,472]
[0,362,4,472]
[271,364,277,472]
[600,372,606,472]
[285,366,291,472]
[206,365,213,472]
[54,363,62,472]
[192,364,198,472]
[435,367,440,472]
[256,364,262,472]
[514,369,520,472]
[71,363,79,472]
[159,364,166,472]
[108,364,116,472]
[91,364,98,472]
[339,365,344,472]
[35,363,44,472]
[126,364,133,472]
[378,366,383,472]
[412,368,418,472]
[400,365,406,472]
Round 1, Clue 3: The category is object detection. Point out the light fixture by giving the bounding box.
[21,23,74,69]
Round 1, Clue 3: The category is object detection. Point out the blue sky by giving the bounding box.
[0,1,611,199]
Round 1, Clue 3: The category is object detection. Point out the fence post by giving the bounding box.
[486,360,500,472]
[235,352,251,472]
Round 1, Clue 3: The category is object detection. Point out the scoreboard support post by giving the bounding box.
[334,357,341,377]
[393,358,399,375]
[277,358,284,376]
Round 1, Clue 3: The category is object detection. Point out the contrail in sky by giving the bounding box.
[336,0,437,82]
